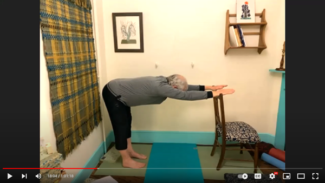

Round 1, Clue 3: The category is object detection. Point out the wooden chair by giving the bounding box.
[210,94,260,173]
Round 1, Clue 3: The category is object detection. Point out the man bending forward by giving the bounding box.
[102,74,235,168]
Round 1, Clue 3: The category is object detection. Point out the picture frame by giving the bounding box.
[236,0,256,23]
[112,12,144,52]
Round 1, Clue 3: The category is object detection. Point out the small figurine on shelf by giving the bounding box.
[276,41,285,71]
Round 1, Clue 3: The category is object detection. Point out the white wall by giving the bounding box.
[94,0,285,135]
[39,0,111,178]
[92,0,113,139]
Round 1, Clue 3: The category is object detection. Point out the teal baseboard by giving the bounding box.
[259,133,275,145]
[106,131,274,146]
[122,131,274,145]
[72,130,275,182]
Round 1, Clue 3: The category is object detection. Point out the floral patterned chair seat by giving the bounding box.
[216,121,261,144]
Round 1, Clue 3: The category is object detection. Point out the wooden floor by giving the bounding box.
[89,143,284,183]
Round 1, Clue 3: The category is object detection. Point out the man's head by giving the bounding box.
[167,74,188,91]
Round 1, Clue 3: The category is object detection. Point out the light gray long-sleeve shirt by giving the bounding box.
[106,76,213,107]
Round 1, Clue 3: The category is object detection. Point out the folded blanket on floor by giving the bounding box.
[257,141,275,157]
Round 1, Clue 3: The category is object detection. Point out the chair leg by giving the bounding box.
[240,143,243,154]
[210,139,218,156]
[253,143,259,173]
[217,141,226,170]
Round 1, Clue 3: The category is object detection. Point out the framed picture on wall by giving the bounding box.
[112,12,144,52]
[236,0,256,23]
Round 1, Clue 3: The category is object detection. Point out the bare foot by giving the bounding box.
[128,150,147,160]
[122,159,146,169]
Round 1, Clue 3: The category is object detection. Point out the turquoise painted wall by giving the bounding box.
[274,73,285,150]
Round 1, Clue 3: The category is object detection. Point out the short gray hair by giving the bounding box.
[167,74,188,90]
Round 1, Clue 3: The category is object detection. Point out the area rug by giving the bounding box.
[94,144,262,181]
[197,146,262,180]
[94,144,152,176]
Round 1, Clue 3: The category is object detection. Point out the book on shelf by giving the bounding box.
[236,24,246,47]
[234,26,242,47]
[229,26,239,47]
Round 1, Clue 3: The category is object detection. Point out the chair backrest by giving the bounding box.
[213,94,226,139]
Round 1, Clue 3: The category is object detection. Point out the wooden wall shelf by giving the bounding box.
[224,9,267,55]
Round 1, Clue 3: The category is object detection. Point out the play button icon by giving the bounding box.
[7,173,12,179]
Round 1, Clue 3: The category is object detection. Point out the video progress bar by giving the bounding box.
[3,167,323,170]
[3,168,96,170]
[97,168,323,170]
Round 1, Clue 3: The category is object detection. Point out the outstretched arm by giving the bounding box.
[187,85,205,91]
[159,84,235,100]
[187,85,228,91]
[159,84,213,100]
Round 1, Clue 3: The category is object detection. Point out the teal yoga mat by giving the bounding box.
[144,143,204,183]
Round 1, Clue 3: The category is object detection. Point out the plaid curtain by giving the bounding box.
[40,0,101,159]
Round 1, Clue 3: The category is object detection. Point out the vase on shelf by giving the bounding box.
[276,41,285,71]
